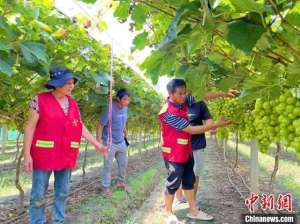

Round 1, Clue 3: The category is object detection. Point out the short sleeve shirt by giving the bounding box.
[30,95,70,116]
[188,101,212,150]
[99,102,128,144]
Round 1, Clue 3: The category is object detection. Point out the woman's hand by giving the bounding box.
[23,153,33,175]
[82,124,108,157]
[23,109,39,175]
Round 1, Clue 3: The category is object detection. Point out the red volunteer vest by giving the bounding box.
[31,92,83,170]
[158,101,192,163]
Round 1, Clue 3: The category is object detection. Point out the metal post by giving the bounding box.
[250,140,259,193]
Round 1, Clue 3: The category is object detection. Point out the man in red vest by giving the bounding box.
[159,79,230,223]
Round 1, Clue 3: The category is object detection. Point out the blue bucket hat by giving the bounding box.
[45,67,80,89]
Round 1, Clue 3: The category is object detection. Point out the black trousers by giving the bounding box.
[164,157,195,195]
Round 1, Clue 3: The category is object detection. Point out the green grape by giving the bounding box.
[209,90,300,160]
[294,108,300,116]
[209,98,245,140]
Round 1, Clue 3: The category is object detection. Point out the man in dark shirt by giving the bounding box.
[159,79,232,222]
[187,96,213,199]
[175,90,238,217]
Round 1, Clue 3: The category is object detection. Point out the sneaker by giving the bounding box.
[173,197,187,207]
[166,214,179,224]
[177,197,187,203]
[187,210,214,221]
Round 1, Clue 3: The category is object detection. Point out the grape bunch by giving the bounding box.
[209,98,246,139]
[209,99,229,139]
[209,90,300,159]
[240,113,256,141]
[276,91,300,155]
[252,99,280,152]
[222,98,246,127]
[252,91,300,157]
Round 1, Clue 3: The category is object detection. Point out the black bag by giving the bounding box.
[124,137,130,147]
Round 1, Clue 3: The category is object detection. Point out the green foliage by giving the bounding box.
[113,0,299,96]
[20,41,48,64]
[226,21,265,54]
[0,1,162,136]
[132,31,148,51]
[131,4,149,30]
[229,0,264,14]
[78,0,97,4]
[112,0,300,156]
[75,168,158,224]
[0,58,12,76]
[114,0,131,20]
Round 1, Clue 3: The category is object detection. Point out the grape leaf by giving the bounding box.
[229,0,264,14]
[20,41,48,64]
[226,21,265,54]
[286,60,300,86]
[114,0,131,20]
[132,32,148,51]
[0,39,13,53]
[131,4,148,30]
[0,57,12,76]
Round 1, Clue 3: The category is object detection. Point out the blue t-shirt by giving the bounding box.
[99,102,128,144]
[188,101,212,150]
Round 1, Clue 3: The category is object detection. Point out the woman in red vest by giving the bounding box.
[23,67,108,224]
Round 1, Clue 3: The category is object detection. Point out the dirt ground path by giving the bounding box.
[1,148,161,224]
[128,139,253,224]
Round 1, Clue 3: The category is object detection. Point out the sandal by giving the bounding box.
[102,188,113,197]
[117,182,131,193]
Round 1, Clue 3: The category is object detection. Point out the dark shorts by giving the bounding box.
[164,157,195,194]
